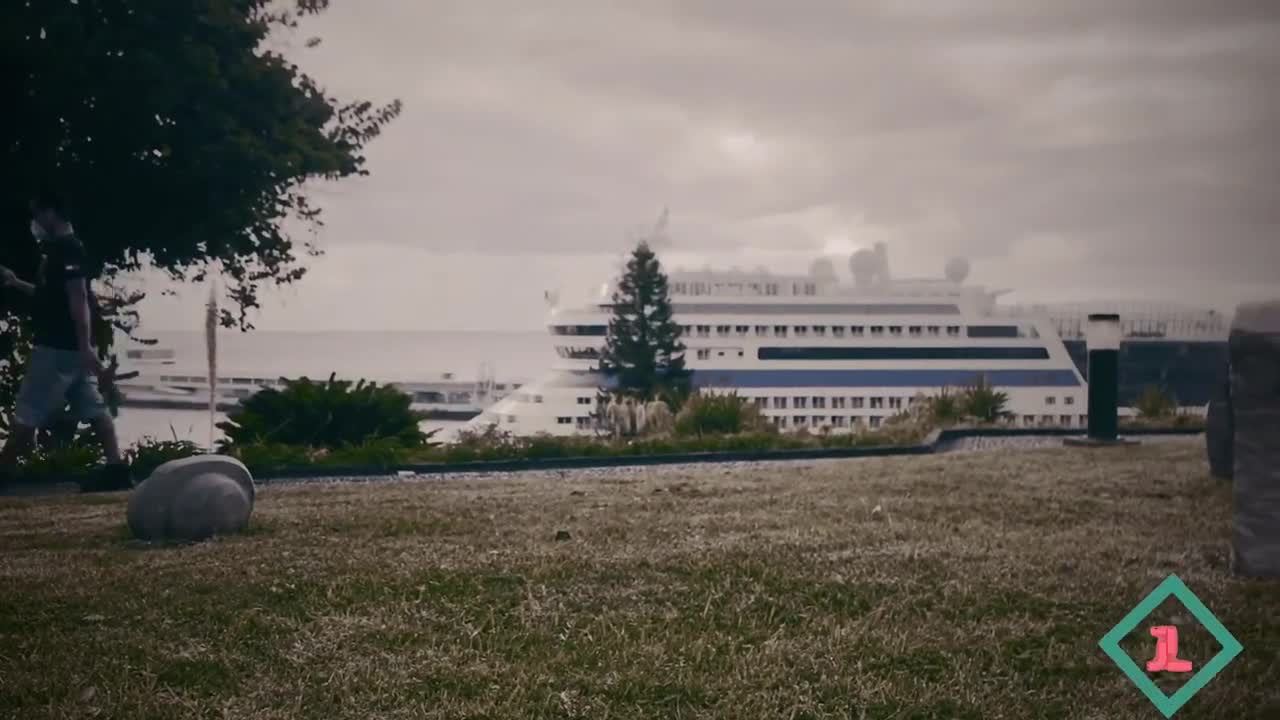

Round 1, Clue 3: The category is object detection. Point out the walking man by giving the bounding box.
[0,187,131,492]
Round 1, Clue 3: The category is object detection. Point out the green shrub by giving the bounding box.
[217,373,432,450]
[1135,385,1177,419]
[673,391,768,437]
[227,442,314,469]
[922,387,966,426]
[126,436,203,478]
[18,444,102,480]
[961,377,1013,424]
[325,437,419,469]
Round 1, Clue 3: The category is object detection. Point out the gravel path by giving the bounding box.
[938,433,1200,454]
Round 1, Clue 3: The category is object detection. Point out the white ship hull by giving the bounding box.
[468,245,1227,438]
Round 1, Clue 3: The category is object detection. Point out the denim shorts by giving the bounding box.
[14,345,109,428]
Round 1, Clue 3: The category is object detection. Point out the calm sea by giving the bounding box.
[114,330,554,448]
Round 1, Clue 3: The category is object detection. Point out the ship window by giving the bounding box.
[946,326,961,337]
[870,397,884,409]
[927,326,940,336]
[812,326,826,336]
[793,397,808,409]
[755,325,769,336]
[755,397,768,407]
[735,325,750,335]
[870,326,885,336]
[577,397,592,405]
[851,397,865,409]
[850,326,864,336]
[889,326,903,337]
[506,415,517,424]
[534,395,544,403]
[908,326,922,337]
[775,416,788,428]
[794,326,808,337]
[833,416,847,427]
[1080,415,1088,426]
[812,416,826,425]
[868,416,882,428]
[1060,415,1073,426]
[794,415,808,425]
[737,350,744,357]
[766,283,779,296]
[832,397,846,409]
[773,397,787,409]
[717,325,732,336]
[812,397,826,409]
[968,325,1020,339]
[1065,396,1075,406]
[557,416,572,425]
[696,349,710,360]
[774,325,788,337]
[832,326,845,337]
[1023,415,1036,427]
[1046,396,1056,405]
[1041,415,1054,425]
[888,397,903,410]
[696,325,710,337]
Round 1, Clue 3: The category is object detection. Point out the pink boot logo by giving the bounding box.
[1146,626,1194,673]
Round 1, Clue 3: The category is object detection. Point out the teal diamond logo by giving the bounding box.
[1099,574,1243,718]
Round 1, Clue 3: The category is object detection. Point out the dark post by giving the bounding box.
[1086,313,1121,441]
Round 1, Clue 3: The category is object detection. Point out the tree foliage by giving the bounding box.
[216,374,429,449]
[1,0,400,327]
[959,377,1014,424]
[597,242,690,402]
[1,0,400,439]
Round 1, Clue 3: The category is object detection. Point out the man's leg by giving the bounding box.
[88,414,123,465]
[0,421,36,486]
[3,347,64,484]
[69,368,132,492]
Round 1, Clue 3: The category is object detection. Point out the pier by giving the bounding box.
[116,370,525,420]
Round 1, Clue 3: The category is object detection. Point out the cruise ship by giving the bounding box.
[468,244,1232,437]
[470,244,1112,437]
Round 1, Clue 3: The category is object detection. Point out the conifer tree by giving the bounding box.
[598,242,690,403]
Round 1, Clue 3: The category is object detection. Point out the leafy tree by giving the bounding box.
[217,374,433,449]
[1,1,401,438]
[597,242,690,402]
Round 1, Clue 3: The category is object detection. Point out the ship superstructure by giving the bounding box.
[471,245,1102,436]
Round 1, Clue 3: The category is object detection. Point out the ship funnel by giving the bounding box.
[873,243,891,283]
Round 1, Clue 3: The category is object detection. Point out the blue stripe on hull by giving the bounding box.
[561,368,1082,389]
[689,368,1081,388]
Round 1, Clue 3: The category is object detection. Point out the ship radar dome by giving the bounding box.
[945,257,971,284]
[850,249,878,287]
[809,257,837,283]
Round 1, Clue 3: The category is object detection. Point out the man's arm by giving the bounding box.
[66,278,102,374]
[0,265,35,296]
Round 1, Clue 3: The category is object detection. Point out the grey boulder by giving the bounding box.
[127,455,255,543]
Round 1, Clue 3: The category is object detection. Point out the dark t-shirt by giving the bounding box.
[32,233,100,351]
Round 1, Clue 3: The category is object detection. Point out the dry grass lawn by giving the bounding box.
[1,440,1277,719]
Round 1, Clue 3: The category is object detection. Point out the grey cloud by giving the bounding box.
[260,0,1279,318]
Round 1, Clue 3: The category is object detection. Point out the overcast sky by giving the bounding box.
[136,0,1279,331]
